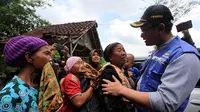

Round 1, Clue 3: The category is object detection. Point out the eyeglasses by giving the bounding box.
[141,25,155,32]
[140,23,159,32]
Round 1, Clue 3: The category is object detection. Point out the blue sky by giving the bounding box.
[36,0,200,57]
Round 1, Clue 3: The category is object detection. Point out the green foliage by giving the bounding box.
[0,54,19,90]
[0,0,12,6]
[0,55,19,77]
[0,0,51,38]
[100,57,108,66]
[52,50,61,60]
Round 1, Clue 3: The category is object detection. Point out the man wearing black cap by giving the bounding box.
[101,5,200,112]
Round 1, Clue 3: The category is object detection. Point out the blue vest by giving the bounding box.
[137,36,200,112]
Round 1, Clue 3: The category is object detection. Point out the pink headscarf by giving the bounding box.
[64,56,81,73]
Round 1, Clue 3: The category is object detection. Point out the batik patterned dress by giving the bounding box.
[38,62,63,112]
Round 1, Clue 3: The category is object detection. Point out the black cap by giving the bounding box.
[130,5,174,28]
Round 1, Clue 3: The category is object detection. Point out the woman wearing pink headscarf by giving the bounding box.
[60,56,94,112]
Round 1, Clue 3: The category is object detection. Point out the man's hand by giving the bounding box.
[102,75,124,96]
[181,30,189,35]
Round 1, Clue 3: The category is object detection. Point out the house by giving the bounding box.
[23,20,102,59]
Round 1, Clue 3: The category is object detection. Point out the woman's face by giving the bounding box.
[71,59,83,74]
[91,52,100,64]
[31,45,52,70]
[110,44,127,68]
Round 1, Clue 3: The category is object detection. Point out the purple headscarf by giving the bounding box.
[64,56,81,73]
[4,36,48,67]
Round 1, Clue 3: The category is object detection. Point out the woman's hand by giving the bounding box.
[90,79,96,89]
[102,75,124,96]
[90,79,94,86]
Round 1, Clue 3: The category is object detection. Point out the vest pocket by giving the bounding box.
[146,61,166,91]
[150,61,166,78]
[147,80,159,91]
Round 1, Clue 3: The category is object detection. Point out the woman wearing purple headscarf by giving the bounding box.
[60,56,94,112]
[0,36,52,111]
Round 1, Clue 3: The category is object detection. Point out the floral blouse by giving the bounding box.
[0,75,38,112]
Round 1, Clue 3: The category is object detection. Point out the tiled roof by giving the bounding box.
[23,21,97,37]
[22,20,102,53]
[22,27,44,38]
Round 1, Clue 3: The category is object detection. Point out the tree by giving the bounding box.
[142,0,200,22]
[0,54,19,90]
[0,0,51,39]
[0,0,12,6]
